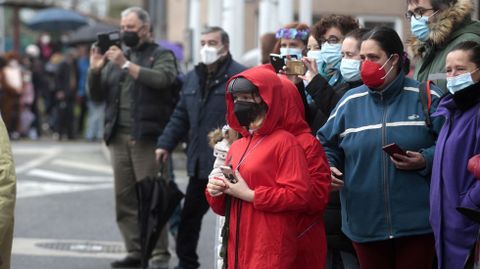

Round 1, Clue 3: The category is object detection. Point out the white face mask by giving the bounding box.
[280,47,303,60]
[200,45,224,65]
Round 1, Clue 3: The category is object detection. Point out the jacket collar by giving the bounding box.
[434,82,480,117]
[453,82,480,110]
[195,53,232,79]
[368,72,405,101]
[409,0,473,58]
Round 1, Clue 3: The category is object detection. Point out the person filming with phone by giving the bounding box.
[87,6,178,269]
[317,27,444,269]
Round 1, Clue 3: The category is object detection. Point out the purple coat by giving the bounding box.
[431,85,480,269]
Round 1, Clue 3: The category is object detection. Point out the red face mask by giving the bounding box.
[360,55,394,88]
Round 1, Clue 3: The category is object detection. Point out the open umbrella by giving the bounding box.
[67,22,119,45]
[26,7,88,32]
[136,163,184,269]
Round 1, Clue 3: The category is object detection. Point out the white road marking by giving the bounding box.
[14,147,63,174]
[27,169,112,183]
[51,159,113,174]
[12,237,125,259]
[17,180,112,198]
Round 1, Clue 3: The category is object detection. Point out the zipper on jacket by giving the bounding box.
[381,94,394,239]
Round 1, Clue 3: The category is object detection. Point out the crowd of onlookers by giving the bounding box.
[0,33,104,141]
[2,1,480,269]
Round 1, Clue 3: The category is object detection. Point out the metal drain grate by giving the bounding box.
[36,241,124,253]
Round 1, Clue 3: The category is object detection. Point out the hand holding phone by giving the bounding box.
[382,143,407,159]
[220,165,238,184]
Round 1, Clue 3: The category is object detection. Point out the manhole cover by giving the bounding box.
[36,241,124,253]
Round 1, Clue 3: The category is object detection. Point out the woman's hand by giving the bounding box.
[278,67,302,85]
[298,57,319,83]
[224,170,254,202]
[330,167,344,191]
[207,177,228,197]
[390,151,426,170]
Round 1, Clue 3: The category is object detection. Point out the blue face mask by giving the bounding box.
[319,43,342,65]
[446,70,478,94]
[307,50,323,68]
[340,58,362,82]
[280,47,303,61]
[410,10,437,42]
[410,16,429,41]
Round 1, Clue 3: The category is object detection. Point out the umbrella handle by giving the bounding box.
[157,160,171,181]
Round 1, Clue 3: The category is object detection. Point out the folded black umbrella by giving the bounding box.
[136,163,184,269]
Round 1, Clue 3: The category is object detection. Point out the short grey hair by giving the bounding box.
[121,7,151,25]
[202,26,230,46]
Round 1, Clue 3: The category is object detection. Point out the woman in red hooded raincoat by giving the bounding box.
[278,74,330,268]
[206,66,313,269]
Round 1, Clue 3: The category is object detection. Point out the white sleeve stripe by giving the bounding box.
[327,92,369,122]
[403,86,441,98]
[404,87,419,92]
[339,121,426,137]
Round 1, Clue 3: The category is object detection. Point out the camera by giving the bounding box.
[96,31,121,54]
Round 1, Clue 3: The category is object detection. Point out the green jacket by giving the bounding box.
[410,0,480,94]
[0,117,16,269]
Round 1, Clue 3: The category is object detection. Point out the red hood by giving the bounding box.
[226,65,284,137]
[278,76,311,135]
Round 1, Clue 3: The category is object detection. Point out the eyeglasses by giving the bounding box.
[319,36,341,45]
[405,8,435,21]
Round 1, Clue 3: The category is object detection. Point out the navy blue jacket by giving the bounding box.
[318,73,443,242]
[157,54,246,179]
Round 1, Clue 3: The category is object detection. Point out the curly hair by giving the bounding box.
[311,14,359,44]
[407,0,457,11]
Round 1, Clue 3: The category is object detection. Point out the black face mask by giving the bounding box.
[234,101,264,127]
[122,31,140,47]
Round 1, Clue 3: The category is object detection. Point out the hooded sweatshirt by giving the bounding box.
[206,66,312,269]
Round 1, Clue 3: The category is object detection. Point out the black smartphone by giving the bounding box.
[96,31,121,54]
[269,53,285,73]
[220,165,238,184]
[382,143,407,158]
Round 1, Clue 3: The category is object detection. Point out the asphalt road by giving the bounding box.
[10,140,216,269]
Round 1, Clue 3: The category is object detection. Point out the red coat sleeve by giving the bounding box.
[205,188,226,216]
[253,144,312,212]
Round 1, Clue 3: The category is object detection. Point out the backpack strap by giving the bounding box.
[419,80,433,128]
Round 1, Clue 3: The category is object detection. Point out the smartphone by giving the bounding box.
[269,53,285,73]
[220,165,238,184]
[96,31,121,54]
[285,60,306,75]
[382,143,407,158]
